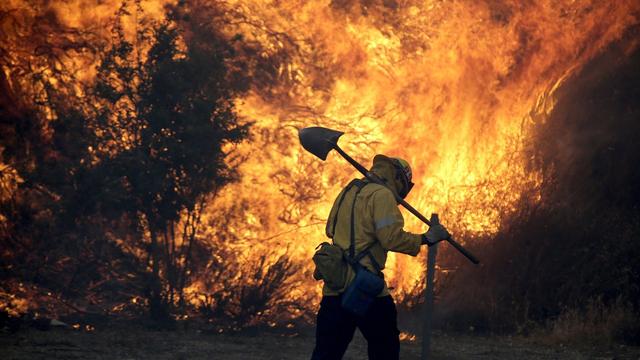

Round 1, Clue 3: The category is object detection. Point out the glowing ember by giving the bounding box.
[399,331,417,343]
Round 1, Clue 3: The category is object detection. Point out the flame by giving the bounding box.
[2,0,639,316]
[220,0,640,301]
[399,331,417,343]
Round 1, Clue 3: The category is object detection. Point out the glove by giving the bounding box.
[421,213,450,246]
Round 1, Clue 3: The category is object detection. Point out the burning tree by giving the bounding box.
[0,2,256,321]
[1,1,314,326]
[89,8,251,319]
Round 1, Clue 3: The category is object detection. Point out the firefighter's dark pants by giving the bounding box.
[311,295,400,360]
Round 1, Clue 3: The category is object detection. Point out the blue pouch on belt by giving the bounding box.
[341,266,385,317]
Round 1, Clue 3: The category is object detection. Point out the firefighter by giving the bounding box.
[311,154,450,360]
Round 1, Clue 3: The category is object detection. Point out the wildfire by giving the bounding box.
[2,0,639,318]
[220,0,640,301]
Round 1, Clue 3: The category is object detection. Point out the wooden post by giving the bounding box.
[421,243,438,360]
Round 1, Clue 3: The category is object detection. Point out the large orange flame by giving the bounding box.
[220,1,640,302]
[3,0,639,313]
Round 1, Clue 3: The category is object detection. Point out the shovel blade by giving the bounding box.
[298,127,344,160]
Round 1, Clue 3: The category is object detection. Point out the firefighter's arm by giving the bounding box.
[370,188,422,256]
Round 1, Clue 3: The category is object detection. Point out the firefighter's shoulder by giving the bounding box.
[365,182,396,201]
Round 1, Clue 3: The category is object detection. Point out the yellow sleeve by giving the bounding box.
[370,188,423,256]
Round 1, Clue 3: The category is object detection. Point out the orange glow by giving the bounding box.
[217,0,640,302]
[399,331,417,343]
[2,0,639,315]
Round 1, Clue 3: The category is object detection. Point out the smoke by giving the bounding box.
[434,29,640,338]
[531,30,640,214]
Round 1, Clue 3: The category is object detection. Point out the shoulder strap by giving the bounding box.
[332,179,383,275]
[349,180,384,275]
[354,243,383,274]
[330,179,359,241]
[349,179,368,259]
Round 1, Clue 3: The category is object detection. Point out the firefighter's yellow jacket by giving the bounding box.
[323,158,423,296]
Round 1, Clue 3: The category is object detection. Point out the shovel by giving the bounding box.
[298,126,479,265]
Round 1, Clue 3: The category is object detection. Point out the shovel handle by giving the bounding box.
[445,236,479,264]
[333,145,371,178]
[333,144,479,265]
[398,198,480,264]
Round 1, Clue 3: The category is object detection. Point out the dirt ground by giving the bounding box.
[1,326,639,359]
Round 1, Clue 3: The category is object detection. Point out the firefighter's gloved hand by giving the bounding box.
[421,213,450,246]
